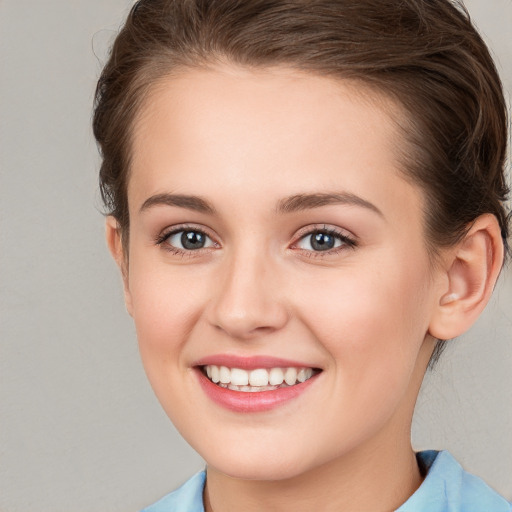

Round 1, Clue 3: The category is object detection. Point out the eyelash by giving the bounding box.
[155,224,216,257]
[155,224,357,258]
[292,225,357,258]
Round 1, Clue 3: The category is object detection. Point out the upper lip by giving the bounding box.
[193,354,321,370]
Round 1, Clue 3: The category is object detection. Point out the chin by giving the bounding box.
[202,444,317,481]
[213,463,309,482]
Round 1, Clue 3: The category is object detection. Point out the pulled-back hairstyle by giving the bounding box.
[93,0,510,363]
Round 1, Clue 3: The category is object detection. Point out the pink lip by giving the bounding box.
[193,354,318,370]
[195,367,320,413]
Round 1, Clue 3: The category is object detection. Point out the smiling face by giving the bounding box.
[115,66,442,480]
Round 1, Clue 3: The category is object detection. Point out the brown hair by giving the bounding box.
[93,0,510,362]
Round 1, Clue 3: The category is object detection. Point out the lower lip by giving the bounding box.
[196,369,319,412]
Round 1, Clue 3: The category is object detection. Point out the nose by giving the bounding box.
[206,249,289,340]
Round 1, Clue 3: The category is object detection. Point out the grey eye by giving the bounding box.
[297,231,344,252]
[167,230,214,250]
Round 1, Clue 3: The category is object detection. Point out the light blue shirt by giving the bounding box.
[141,451,511,511]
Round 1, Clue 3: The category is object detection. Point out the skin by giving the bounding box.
[106,66,503,511]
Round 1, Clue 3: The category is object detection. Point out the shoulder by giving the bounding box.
[140,471,206,512]
[397,450,512,512]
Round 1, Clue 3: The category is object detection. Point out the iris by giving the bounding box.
[181,231,206,250]
[310,232,335,251]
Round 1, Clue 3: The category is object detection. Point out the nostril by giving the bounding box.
[209,307,287,339]
[205,265,289,338]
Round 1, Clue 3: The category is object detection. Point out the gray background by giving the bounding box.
[0,1,511,511]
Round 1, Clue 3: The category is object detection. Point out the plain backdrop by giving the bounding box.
[0,1,511,511]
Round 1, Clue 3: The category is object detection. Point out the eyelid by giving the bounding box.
[155,223,219,253]
[291,224,357,254]
[154,223,356,257]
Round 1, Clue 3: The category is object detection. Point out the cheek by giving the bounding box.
[127,255,206,369]
[296,253,432,386]
[290,265,433,456]
[126,259,210,428]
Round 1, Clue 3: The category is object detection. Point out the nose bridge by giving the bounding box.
[208,241,288,339]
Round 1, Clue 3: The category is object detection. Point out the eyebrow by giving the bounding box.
[139,191,383,217]
[139,193,217,215]
[277,192,383,217]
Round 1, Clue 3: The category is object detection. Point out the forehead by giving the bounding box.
[128,65,421,225]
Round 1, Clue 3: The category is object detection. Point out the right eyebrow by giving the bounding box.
[139,193,217,215]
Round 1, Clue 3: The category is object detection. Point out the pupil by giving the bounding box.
[311,232,334,251]
[181,231,205,250]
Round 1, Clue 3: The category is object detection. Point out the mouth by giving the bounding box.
[201,365,320,392]
[194,355,323,412]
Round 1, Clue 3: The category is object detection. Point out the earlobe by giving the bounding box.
[428,214,504,341]
[105,216,124,265]
[105,216,133,316]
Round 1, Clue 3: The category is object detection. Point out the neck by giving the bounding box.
[204,435,423,512]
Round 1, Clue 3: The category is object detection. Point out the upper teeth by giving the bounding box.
[204,365,314,387]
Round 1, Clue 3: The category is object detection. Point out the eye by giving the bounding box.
[159,228,216,251]
[295,228,356,253]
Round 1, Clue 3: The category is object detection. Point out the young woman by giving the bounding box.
[93,1,511,510]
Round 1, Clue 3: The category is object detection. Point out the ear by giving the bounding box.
[428,214,504,340]
[105,216,133,316]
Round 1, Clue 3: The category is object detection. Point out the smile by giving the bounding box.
[202,365,316,392]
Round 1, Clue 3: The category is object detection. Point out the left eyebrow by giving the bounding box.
[139,193,217,215]
[276,192,384,218]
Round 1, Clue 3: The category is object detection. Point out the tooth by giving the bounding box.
[219,366,230,384]
[269,367,284,385]
[249,369,269,386]
[211,365,220,383]
[231,368,249,386]
[284,367,297,386]
[207,364,315,388]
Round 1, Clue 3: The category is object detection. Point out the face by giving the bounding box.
[117,66,441,480]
